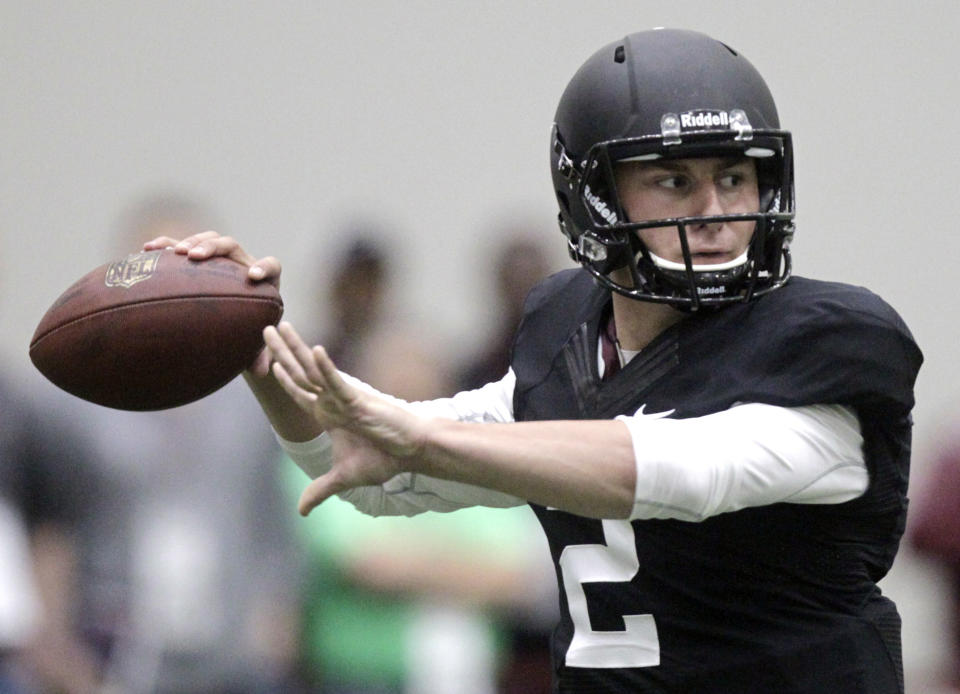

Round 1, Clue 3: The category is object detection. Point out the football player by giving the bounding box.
[150,28,922,694]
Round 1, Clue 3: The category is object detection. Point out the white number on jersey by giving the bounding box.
[557,518,660,668]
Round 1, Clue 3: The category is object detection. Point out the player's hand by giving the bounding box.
[264,320,429,512]
[143,231,281,287]
[264,322,425,456]
[297,429,403,516]
[144,231,282,378]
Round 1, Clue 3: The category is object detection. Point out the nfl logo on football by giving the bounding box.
[104,250,162,289]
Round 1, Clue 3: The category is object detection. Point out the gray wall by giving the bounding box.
[3,2,958,689]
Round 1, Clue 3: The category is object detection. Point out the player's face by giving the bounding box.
[615,156,760,266]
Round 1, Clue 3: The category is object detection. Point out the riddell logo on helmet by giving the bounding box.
[680,110,731,130]
[584,184,619,225]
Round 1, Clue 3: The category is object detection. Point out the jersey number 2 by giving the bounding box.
[558,518,660,668]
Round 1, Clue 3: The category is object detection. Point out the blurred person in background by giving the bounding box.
[288,231,552,694]
[455,229,560,694]
[909,431,960,691]
[0,374,101,693]
[313,231,449,400]
[456,229,557,393]
[70,191,303,694]
[0,492,39,694]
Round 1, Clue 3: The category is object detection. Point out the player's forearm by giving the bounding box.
[410,418,637,519]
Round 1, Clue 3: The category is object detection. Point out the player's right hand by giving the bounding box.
[143,231,281,288]
[144,231,282,379]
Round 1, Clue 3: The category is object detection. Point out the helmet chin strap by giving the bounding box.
[647,250,749,273]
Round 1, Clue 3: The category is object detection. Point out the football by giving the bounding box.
[29,248,284,410]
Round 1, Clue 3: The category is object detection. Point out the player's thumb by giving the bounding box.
[298,474,337,516]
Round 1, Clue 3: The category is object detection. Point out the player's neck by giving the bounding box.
[611,292,685,352]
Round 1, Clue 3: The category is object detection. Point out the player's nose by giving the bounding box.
[692,182,725,218]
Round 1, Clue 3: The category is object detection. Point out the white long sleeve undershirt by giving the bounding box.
[278,369,867,521]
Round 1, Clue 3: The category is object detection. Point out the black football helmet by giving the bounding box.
[551,28,795,310]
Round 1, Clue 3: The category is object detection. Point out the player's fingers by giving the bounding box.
[276,322,327,387]
[249,255,281,285]
[186,233,250,262]
[298,473,338,516]
[172,232,252,266]
[246,346,273,379]
[311,345,353,401]
[271,361,321,412]
[265,323,329,394]
[142,236,181,250]
[171,230,223,256]
[263,325,315,390]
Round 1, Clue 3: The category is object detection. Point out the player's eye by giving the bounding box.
[719,171,753,191]
[656,175,687,190]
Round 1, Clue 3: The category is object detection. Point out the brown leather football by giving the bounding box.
[29,248,283,410]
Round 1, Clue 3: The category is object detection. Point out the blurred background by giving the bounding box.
[2,1,959,692]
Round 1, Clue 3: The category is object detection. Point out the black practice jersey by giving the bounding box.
[510,270,922,694]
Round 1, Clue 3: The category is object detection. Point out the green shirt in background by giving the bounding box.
[283,457,545,691]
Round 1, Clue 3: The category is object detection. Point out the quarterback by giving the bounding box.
[149,29,922,693]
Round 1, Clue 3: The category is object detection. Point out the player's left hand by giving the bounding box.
[264,321,429,513]
[298,428,401,515]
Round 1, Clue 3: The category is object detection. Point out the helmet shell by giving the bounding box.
[554,29,780,160]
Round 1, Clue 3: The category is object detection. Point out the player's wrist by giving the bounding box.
[243,370,325,443]
[401,416,464,480]
[365,403,432,465]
